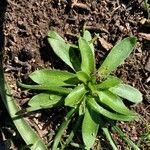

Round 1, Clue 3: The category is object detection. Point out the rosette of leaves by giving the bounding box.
[18,30,142,150]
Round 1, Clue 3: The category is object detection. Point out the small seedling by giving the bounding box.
[18,30,142,149]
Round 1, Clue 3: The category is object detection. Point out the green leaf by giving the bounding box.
[65,84,87,107]
[109,84,142,103]
[18,82,71,95]
[82,108,99,150]
[83,30,94,54]
[87,98,137,121]
[48,38,74,70]
[97,91,136,115]
[98,37,137,78]
[78,37,95,76]
[96,76,122,89]
[27,93,63,110]
[76,71,90,84]
[83,30,92,42]
[29,69,78,86]
[48,31,80,71]
[69,48,81,71]
[48,31,65,41]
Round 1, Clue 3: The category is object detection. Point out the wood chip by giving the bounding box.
[138,32,150,41]
[72,2,90,11]
[98,37,113,51]
[140,18,147,25]
[145,55,150,72]
[85,26,109,33]
[146,76,150,83]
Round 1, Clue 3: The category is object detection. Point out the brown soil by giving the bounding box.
[0,0,150,149]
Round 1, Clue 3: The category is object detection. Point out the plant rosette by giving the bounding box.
[18,30,142,150]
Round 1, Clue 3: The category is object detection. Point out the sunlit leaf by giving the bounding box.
[30,69,78,86]
[83,30,92,42]
[18,82,71,95]
[48,31,65,41]
[82,108,99,149]
[65,84,87,107]
[48,31,81,71]
[96,76,122,89]
[98,37,137,78]
[109,84,142,103]
[83,30,94,54]
[76,71,90,84]
[27,93,63,111]
[87,98,137,121]
[78,37,95,76]
[97,91,136,115]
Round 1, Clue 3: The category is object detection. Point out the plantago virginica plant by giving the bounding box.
[18,30,142,150]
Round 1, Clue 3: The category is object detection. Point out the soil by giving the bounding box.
[0,0,150,149]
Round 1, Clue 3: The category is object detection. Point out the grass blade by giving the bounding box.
[52,108,77,150]
[102,127,118,150]
[62,115,83,149]
[0,71,47,149]
[112,125,140,150]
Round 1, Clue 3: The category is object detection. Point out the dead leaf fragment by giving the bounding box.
[98,37,113,51]
[72,0,90,11]
[138,33,150,41]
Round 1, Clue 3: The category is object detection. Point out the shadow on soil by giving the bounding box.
[0,1,12,149]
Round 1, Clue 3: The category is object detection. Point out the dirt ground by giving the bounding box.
[0,0,150,149]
